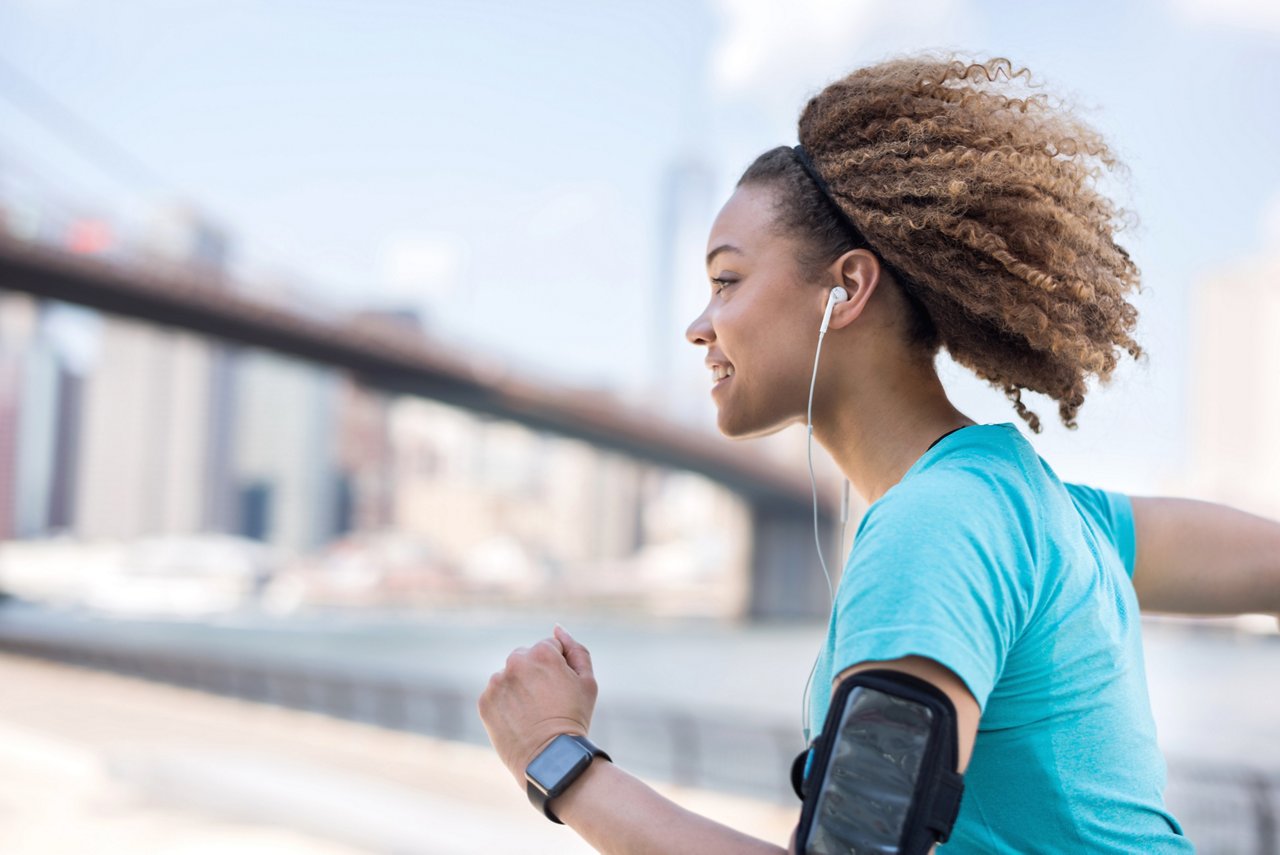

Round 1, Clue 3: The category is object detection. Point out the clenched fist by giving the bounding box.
[477,624,600,788]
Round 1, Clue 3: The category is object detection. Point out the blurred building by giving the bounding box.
[0,294,84,538]
[75,318,214,536]
[231,350,342,552]
[73,208,238,539]
[146,206,239,533]
[332,309,427,535]
[334,375,394,534]
[388,399,581,590]
[1185,253,1280,519]
[0,295,32,538]
[386,396,749,612]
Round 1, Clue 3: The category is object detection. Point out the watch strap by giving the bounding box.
[525,733,612,824]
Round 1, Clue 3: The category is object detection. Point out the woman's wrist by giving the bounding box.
[542,757,788,855]
[547,748,613,825]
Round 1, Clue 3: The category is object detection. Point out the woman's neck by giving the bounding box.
[811,358,975,506]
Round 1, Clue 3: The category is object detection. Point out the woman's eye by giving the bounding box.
[711,277,735,295]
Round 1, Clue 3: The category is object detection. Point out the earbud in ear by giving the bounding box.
[819,286,851,334]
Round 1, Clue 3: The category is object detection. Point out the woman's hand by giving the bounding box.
[477,624,600,787]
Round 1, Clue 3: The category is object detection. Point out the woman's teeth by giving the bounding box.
[712,365,735,382]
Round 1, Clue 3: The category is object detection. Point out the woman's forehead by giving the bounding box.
[706,185,780,260]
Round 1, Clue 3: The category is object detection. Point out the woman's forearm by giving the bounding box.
[1130,496,1280,614]
[552,758,789,855]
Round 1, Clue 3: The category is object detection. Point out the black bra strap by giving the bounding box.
[927,425,971,452]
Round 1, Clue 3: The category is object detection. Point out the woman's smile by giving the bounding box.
[711,366,735,396]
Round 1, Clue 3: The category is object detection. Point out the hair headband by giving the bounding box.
[790,143,925,301]
[791,144,874,249]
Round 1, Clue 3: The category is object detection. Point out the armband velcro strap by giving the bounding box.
[795,668,967,855]
[922,769,965,842]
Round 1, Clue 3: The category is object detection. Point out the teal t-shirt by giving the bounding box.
[804,422,1193,853]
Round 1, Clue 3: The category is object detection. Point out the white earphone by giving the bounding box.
[802,283,851,744]
[819,285,850,335]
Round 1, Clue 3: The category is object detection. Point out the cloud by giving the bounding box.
[1171,0,1280,36]
[708,0,980,113]
[377,232,470,304]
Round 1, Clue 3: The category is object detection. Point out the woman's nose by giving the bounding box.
[685,305,714,347]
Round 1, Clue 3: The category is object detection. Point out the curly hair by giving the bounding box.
[738,53,1146,433]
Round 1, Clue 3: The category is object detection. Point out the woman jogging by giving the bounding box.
[477,53,1279,853]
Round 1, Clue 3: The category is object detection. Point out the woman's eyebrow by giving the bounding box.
[706,244,743,267]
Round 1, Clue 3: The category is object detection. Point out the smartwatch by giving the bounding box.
[525,733,612,824]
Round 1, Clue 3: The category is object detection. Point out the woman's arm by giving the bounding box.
[831,655,980,773]
[478,625,791,855]
[1130,495,1280,616]
[552,760,786,855]
[557,655,978,855]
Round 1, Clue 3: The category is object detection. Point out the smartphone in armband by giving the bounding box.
[794,669,965,855]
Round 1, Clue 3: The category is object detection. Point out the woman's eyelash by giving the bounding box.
[711,277,735,294]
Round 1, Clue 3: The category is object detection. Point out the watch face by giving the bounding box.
[527,735,591,795]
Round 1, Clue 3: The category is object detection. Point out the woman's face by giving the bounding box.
[685,183,828,439]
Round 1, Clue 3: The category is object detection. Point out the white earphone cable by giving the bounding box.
[805,331,836,605]
[801,326,839,744]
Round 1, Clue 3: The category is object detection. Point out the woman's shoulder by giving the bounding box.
[875,443,1035,525]
[854,432,1047,571]
[892,422,1036,490]
[856,460,1036,568]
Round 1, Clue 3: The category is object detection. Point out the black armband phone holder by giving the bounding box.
[792,668,965,855]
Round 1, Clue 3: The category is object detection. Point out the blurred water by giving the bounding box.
[0,602,1274,772]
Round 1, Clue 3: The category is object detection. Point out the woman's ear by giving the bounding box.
[823,248,880,331]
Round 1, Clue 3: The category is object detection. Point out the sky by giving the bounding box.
[0,0,1278,495]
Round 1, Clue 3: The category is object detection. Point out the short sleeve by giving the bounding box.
[832,470,1035,713]
[1062,482,1137,578]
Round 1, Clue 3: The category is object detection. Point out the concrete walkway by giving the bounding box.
[0,652,797,854]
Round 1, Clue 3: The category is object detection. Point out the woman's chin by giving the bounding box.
[716,407,790,440]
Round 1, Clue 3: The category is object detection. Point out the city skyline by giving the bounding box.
[1,0,1278,499]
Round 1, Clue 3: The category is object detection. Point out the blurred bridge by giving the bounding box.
[0,233,839,619]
